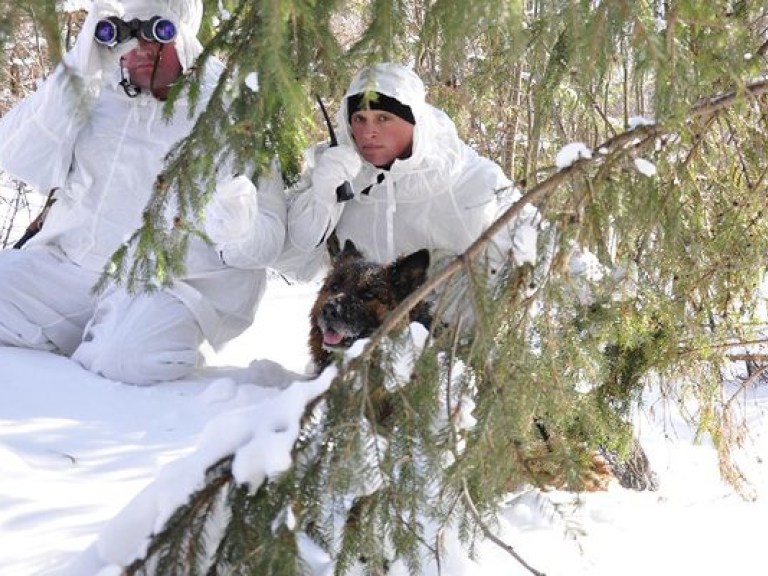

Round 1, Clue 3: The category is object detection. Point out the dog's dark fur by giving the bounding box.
[309,239,432,371]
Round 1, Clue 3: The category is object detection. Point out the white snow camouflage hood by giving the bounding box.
[117,0,203,71]
[336,62,464,184]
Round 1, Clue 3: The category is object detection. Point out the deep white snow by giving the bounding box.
[1,275,768,576]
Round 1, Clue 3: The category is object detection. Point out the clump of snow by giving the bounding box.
[218,3,232,21]
[569,247,605,283]
[244,72,259,93]
[95,371,333,567]
[555,142,592,169]
[628,116,655,129]
[633,157,657,177]
[61,0,91,12]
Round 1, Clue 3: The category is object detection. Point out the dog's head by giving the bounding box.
[309,239,431,369]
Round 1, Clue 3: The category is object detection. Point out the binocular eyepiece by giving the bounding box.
[94,16,177,47]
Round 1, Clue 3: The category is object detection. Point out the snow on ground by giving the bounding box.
[1,277,768,575]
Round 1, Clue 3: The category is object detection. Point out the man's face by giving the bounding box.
[350,110,415,168]
[121,38,183,98]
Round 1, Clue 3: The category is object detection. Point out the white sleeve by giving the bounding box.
[0,0,128,193]
[216,167,288,270]
[0,65,87,192]
[456,153,539,273]
[495,184,540,268]
[286,144,345,253]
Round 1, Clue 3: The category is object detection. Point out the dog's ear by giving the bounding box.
[326,232,342,260]
[389,249,430,301]
[337,238,365,261]
[327,234,363,262]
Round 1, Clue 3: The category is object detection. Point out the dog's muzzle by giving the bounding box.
[319,296,367,349]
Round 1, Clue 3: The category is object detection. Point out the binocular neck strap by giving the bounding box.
[149,45,164,99]
[119,56,140,98]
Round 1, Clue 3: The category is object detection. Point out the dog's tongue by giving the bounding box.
[323,330,344,346]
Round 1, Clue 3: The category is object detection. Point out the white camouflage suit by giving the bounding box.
[283,63,538,310]
[0,0,286,384]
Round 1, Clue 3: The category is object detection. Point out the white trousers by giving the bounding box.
[0,246,203,385]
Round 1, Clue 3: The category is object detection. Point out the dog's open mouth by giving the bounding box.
[322,328,357,350]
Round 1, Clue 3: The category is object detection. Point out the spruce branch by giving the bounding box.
[355,121,662,361]
[690,79,768,120]
[351,77,768,370]
[124,456,235,575]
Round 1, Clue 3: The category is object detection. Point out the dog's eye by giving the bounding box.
[361,289,377,301]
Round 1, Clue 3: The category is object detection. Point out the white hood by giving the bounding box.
[117,0,203,71]
[336,62,464,187]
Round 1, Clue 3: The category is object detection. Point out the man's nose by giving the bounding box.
[360,123,378,138]
[134,37,158,55]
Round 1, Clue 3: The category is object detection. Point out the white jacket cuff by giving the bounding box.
[217,186,287,269]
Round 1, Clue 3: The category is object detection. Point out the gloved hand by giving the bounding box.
[205,175,260,247]
[311,146,362,204]
[63,0,135,82]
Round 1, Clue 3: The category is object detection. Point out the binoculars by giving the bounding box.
[94,16,176,47]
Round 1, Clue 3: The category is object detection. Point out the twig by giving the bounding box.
[461,479,546,576]
[690,79,768,120]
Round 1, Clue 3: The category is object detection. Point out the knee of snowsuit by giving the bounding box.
[0,246,97,354]
[72,288,204,385]
[0,246,204,385]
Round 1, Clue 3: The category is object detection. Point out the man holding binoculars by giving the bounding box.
[0,0,287,385]
[92,10,181,98]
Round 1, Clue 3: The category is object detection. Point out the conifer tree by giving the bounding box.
[3,0,768,572]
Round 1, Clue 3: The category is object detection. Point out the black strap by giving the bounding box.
[360,172,385,196]
[119,55,140,98]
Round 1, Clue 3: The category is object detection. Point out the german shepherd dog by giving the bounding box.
[309,239,433,371]
[308,240,656,493]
